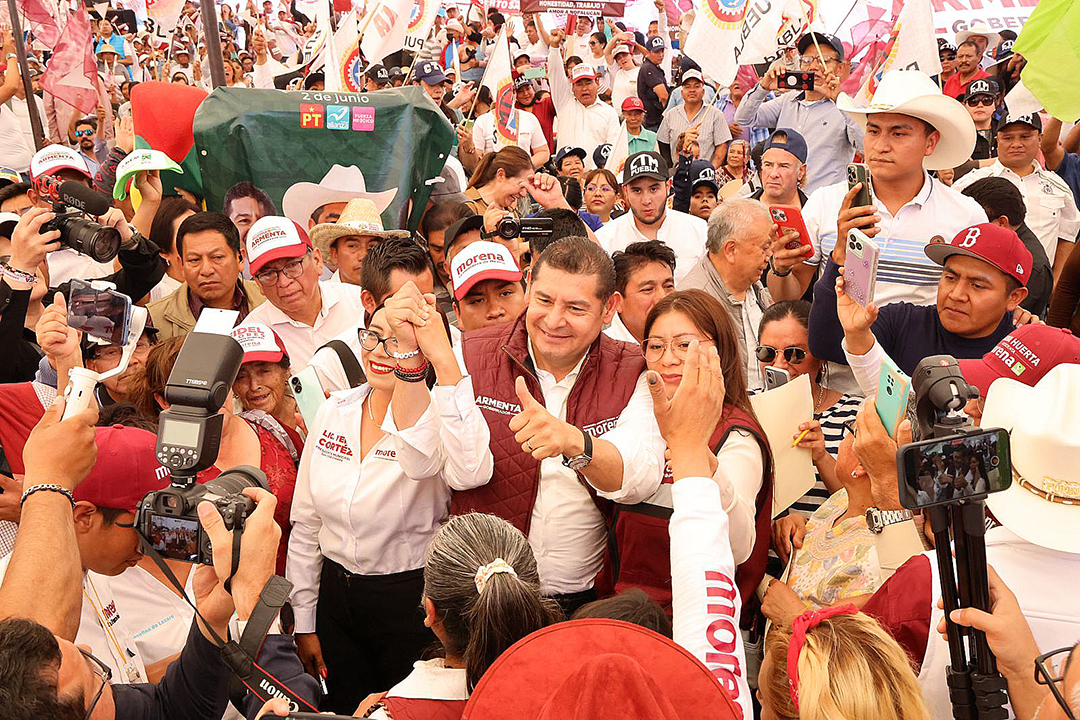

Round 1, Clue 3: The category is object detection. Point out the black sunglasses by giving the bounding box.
[965,96,996,107]
[755,345,807,364]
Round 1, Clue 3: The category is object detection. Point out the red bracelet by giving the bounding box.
[394,359,430,383]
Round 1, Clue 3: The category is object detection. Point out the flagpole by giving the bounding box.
[466,26,501,119]
[4,0,46,148]
[353,1,384,76]
[199,0,227,87]
[796,0,824,64]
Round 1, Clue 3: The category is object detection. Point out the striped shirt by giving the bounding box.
[790,393,862,517]
[802,174,989,307]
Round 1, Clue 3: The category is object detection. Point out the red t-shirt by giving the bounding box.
[943,69,989,99]
[523,94,556,153]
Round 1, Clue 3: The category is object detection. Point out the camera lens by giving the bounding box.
[291,377,302,392]
[497,217,519,240]
[58,215,122,263]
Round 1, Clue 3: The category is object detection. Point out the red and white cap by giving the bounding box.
[959,324,1080,396]
[75,426,169,513]
[613,43,632,56]
[451,241,522,300]
[230,322,290,364]
[570,63,597,82]
[621,96,645,112]
[246,215,314,275]
[923,223,1032,286]
[30,144,91,180]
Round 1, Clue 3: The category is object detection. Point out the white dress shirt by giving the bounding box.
[287,384,484,633]
[472,109,548,156]
[244,281,366,369]
[603,311,639,344]
[953,159,1080,264]
[46,248,116,289]
[595,209,708,284]
[547,45,622,170]
[803,173,988,307]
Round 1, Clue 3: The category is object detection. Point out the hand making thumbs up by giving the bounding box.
[508,375,585,460]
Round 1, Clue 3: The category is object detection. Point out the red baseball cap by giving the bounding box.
[570,63,597,83]
[462,619,740,720]
[621,96,645,112]
[924,223,1032,286]
[246,215,314,276]
[230,321,290,364]
[959,324,1080,396]
[75,425,169,513]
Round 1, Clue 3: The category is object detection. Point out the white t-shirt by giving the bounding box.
[609,64,640,112]
[472,109,548,156]
[595,209,708,284]
[0,99,36,172]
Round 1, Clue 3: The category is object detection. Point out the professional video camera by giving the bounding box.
[31,173,121,263]
[494,216,554,241]
[135,331,268,565]
[897,355,1011,720]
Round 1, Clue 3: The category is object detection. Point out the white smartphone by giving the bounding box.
[289,366,327,429]
[843,229,881,307]
[764,366,790,390]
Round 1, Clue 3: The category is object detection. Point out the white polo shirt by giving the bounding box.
[547,45,622,170]
[244,280,366,368]
[595,208,708,284]
[603,311,638,344]
[953,159,1080,264]
[802,173,988,307]
[472,108,549,156]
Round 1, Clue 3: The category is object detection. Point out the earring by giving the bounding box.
[850,469,858,478]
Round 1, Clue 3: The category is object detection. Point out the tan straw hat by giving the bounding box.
[308,197,411,259]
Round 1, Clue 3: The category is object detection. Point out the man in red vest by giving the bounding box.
[395,236,666,615]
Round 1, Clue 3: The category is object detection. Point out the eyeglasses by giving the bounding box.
[357,328,399,354]
[585,184,615,194]
[74,129,95,137]
[89,336,153,362]
[965,96,996,107]
[1035,646,1078,720]
[254,254,308,286]
[79,647,111,720]
[797,55,840,69]
[641,336,712,363]
[754,345,808,364]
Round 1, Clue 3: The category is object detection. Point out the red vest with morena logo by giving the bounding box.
[454,313,646,536]
[601,404,774,622]
[376,697,467,720]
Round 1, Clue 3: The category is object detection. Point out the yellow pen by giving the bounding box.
[791,427,811,448]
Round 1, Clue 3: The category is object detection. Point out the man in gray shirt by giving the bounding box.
[734,32,864,194]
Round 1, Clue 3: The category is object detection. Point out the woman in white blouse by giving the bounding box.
[286,303,489,714]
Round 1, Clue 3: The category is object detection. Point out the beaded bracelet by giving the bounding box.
[21,483,76,508]
[394,359,430,383]
[1,263,38,285]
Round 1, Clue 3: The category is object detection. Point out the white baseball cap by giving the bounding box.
[570,64,597,82]
[451,241,522,300]
[30,144,91,180]
[230,322,290,364]
[246,215,314,275]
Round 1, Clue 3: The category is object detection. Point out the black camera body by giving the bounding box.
[495,216,554,240]
[137,332,265,564]
[44,206,122,264]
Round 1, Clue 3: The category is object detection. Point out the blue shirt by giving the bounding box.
[1053,151,1080,209]
[627,128,658,156]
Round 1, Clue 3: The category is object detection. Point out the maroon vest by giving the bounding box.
[378,697,467,720]
[603,405,774,621]
[454,314,646,535]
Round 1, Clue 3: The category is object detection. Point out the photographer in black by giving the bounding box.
[0,397,319,720]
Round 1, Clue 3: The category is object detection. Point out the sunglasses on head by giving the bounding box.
[965,95,995,107]
[755,345,807,364]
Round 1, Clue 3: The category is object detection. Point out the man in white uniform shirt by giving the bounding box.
[605,239,676,343]
[953,112,1080,280]
[596,151,707,284]
[471,104,551,169]
[546,54,621,171]
[243,215,366,368]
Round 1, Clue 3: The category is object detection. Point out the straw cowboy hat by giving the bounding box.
[955,20,1000,48]
[981,363,1080,555]
[836,70,976,170]
[281,164,397,228]
[309,197,410,259]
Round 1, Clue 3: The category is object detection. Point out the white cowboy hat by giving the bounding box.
[281,164,397,228]
[981,364,1080,555]
[836,70,976,170]
[955,21,1000,48]
[309,197,411,259]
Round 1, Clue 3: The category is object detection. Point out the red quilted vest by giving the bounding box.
[603,405,774,622]
[454,314,646,535]
[379,697,467,720]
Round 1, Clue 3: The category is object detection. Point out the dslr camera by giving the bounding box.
[495,216,554,240]
[32,173,121,263]
[136,332,269,565]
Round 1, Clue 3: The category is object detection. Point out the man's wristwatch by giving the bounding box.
[865,507,913,534]
[562,428,593,471]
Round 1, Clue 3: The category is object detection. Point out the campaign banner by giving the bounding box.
[519,0,624,15]
[191,86,455,231]
[472,0,521,15]
[931,0,1037,39]
[404,0,439,52]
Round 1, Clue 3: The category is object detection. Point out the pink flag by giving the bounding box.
[40,6,99,114]
[17,0,60,48]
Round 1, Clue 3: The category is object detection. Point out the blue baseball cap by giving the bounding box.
[593,143,612,168]
[645,35,665,53]
[554,146,586,169]
[416,61,447,86]
[688,160,718,193]
[762,128,808,164]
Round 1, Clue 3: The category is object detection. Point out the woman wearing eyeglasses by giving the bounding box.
[286,304,483,715]
[582,168,620,223]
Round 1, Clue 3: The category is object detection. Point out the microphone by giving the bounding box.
[58,180,112,217]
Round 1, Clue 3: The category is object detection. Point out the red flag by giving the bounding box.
[40,6,99,114]
[17,0,60,48]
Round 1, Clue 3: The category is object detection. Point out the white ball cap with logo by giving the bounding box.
[246,215,313,276]
[229,322,290,364]
[30,144,91,180]
[451,240,523,301]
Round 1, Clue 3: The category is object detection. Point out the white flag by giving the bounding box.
[606,121,631,177]
[855,0,941,103]
[740,0,814,66]
[404,0,439,53]
[683,0,753,86]
[479,27,516,146]
[327,10,360,91]
[359,0,412,66]
[144,0,184,33]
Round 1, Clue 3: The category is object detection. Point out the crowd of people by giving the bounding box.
[1,2,1079,720]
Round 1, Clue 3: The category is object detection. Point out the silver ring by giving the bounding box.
[525,441,533,452]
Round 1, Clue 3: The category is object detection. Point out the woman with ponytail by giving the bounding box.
[360,512,562,719]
